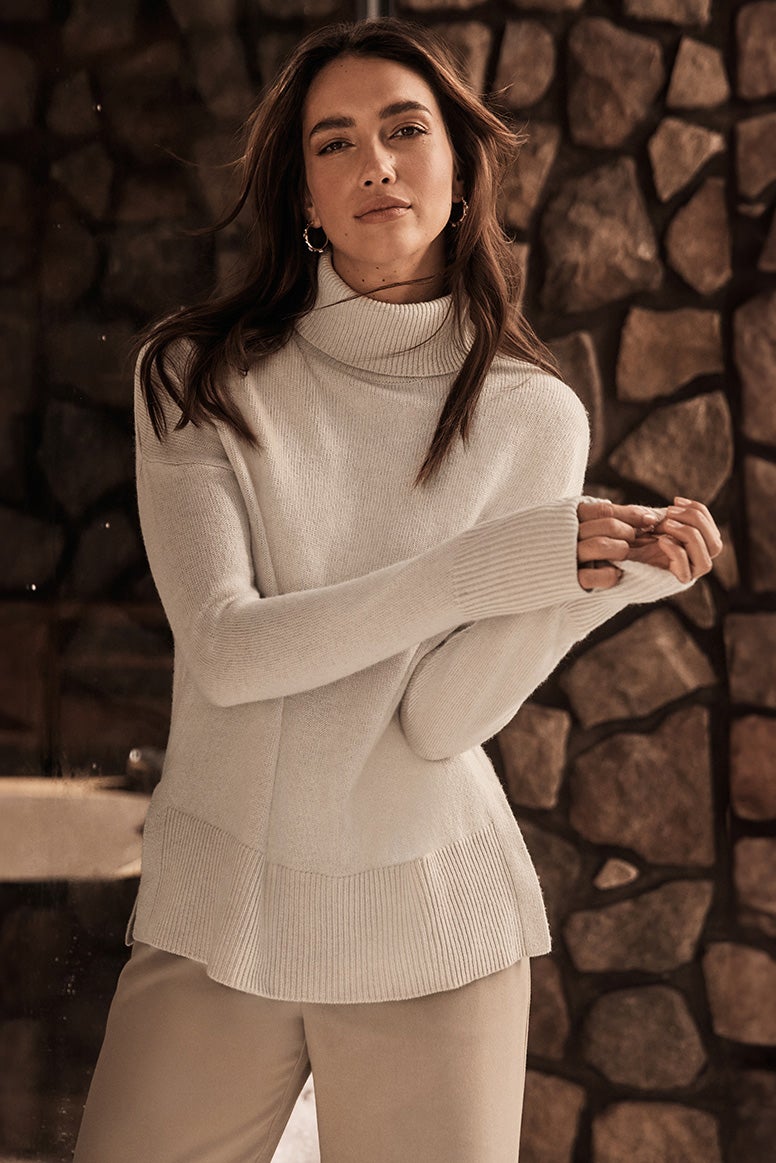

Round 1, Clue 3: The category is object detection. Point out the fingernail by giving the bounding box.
[675,497,692,504]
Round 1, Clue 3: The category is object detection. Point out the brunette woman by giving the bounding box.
[73,18,721,1163]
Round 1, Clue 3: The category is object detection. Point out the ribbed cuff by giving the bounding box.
[452,497,582,619]
[566,558,695,638]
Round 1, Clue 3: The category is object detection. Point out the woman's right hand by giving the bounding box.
[576,499,663,592]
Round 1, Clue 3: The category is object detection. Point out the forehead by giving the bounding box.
[302,55,442,126]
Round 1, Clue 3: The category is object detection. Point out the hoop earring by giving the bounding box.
[449,197,468,229]
[303,223,329,253]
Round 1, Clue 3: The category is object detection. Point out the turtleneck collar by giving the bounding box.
[294,251,472,378]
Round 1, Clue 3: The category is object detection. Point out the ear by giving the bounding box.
[303,186,319,227]
[452,169,465,202]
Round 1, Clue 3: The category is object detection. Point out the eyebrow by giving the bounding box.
[307,100,433,141]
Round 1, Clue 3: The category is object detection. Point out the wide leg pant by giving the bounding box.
[73,940,531,1163]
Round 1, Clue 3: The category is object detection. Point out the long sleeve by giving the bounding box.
[398,558,692,760]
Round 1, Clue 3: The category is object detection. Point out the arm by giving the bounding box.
[134,354,623,708]
[398,558,691,761]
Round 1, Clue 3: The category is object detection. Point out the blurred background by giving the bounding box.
[0,0,774,1160]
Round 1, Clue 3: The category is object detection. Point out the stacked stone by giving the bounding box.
[0,0,774,1159]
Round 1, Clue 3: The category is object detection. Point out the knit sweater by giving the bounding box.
[125,250,693,1003]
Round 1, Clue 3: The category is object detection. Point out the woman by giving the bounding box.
[73,17,721,1163]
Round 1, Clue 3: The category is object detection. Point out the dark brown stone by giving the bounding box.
[494,21,555,108]
[520,1072,585,1163]
[68,879,139,949]
[50,142,114,220]
[616,307,723,401]
[745,457,776,591]
[499,702,569,809]
[0,163,33,281]
[256,32,298,88]
[560,609,715,728]
[570,706,715,866]
[168,0,239,26]
[564,880,713,972]
[115,172,192,224]
[499,122,560,230]
[648,118,724,201]
[759,214,776,271]
[711,523,740,589]
[703,942,776,1044]
[0,607,48,753]
[0,1020,44,1153]
[667,37,730,108]
[731,716,776,819]
[436,23,492,94]
[509,0,582,9]
[36,399,134,518]
[520,822,582,931]
[0,507,65,593]
[0,907,73,1009]
[62,0,137,56]
[725,614,776,708]
[1,0,49,15]
[40,198,98,306]
[584,986,706,1088]
[665,179,732,294]
[730,1070,776,1163]
[62,509,142,599]
[623,0,711,24]
[254,0,337,13]
[188,28,254,120]
[46,317,135,408]
[0,284,36,483]
[593,858,639,890]
[549,331,605,463]
[593,1102,722,1163]
[527,957,569,1059]
[737,2,776,100]
[104,223,213,316]
[737,112,776,200]
[668,576,716,629]
[567,18,663,148]
[734,289,776,445]
[735,838,776,936]
[608,390,734,504]
[98,42,198,164]
[0,44,37,132]
[47,70,98,136]
[540,157,662,312]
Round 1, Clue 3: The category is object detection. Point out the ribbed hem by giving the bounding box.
[453,497,583,619]
[565,557,696,639]
[125,803,550,1003]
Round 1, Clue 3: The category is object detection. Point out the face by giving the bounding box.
[301,54,464,293]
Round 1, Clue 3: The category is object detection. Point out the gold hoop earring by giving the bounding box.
[450,197,468,229]
[304,223,329,253]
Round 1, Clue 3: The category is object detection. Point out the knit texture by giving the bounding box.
[126,251,693,1002]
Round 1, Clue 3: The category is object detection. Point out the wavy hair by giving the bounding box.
[136,17,559,487]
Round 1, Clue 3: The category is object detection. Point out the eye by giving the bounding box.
[318,139,350,155]
[392,124,427,139]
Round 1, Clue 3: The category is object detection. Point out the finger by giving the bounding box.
[658,534,692,584]
[578,565,623,591]
[577,501,663,529]
[578,517,640,543]
[661,520,713,577]
[578,536,631,564]
[663,502,724,558]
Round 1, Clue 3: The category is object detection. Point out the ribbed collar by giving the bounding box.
[294,251,472,378]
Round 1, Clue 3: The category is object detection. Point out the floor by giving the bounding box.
[271,1073,321,1162]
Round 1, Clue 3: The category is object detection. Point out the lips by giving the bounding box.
[356,198,411,218]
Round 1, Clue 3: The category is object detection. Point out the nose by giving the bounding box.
[360,141,396,187]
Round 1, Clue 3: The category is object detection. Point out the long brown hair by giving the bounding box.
[136,17,559,488]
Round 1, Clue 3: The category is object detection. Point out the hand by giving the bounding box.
[576,500,665,591]
[628,497,723,584]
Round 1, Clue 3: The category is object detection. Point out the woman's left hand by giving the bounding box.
[627,497,724,584]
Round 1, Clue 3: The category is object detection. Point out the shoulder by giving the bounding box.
[484,353,590,440]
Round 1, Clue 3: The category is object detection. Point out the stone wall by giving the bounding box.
[0,0,774,1160]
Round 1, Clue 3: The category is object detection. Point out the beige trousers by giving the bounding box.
[73,939,531,1163]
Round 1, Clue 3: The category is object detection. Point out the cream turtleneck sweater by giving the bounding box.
[125,251,692,1003]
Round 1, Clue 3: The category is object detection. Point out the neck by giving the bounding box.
[330,248,447,304]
